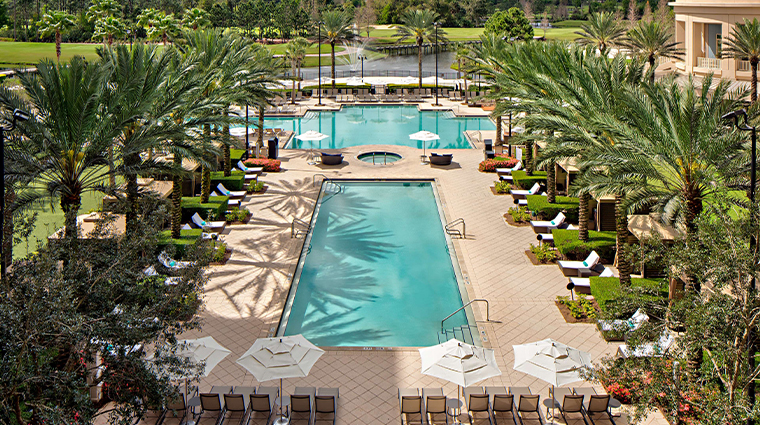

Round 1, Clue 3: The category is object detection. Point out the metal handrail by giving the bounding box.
[312,174,343,193]
[291,218,310,238]
[441,299,491,332]
[445,218,466,239]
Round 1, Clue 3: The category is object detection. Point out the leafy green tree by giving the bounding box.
[37,10,76,62]
[183,7,210,30]
[92,15,126,45]
[148,13,180,46]
[136,7,162,29]
[394,9,446,89]
[0,0,8,28]
[624,19,684,83]
[86,0,120,22]
[723,18,760,103]
[320,10,354,89]
[483,7,533,40]
[209,2,233,28]
[575,11,627,53]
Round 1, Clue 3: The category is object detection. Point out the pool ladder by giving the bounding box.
[445,218,466,239]
[313,174,343,193]
[438,299,496,345]
[291,218,310,239]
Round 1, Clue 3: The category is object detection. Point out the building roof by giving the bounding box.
[628,214,683,242]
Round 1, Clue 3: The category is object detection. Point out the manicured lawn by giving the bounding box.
[0,41,103,66]
[543,27,580,42]
[267,43,343,55]
[369,27,485,44]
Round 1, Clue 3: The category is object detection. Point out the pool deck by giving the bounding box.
[173,144,668,425]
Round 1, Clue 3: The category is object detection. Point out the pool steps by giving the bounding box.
[438,325,478,345]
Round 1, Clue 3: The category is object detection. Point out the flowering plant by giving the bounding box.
[244,158,281,172]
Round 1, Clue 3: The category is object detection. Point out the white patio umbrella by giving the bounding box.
[513,339,593,424]
[400,76,419,85]
[420,339,501,424]
[409,130,440,160]
[230,127,255,137]
[296,130,329,165]
[237,335,325,425]
[345,76,365,86]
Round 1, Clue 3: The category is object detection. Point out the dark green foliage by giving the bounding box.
[590,277,668,313]
[530,243,557,263]
[158,228,204,257]
[508,206,531,222]
[557,294,597,319]
[526,195,579,222]
[511,170,547,189]
[483,7,534,40]
[181,196,229,222]
[210,170,246,190]
[552,229,616,261]
[230,148,246,163]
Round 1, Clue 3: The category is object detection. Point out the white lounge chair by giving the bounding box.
[496,161,522,175]
[158,251,193,270]
[530,212,566,234]
[598,308,649,332]
[237,161,262,175]
[191,212,226,232]
[144,265,183,285]
[568,266,614,294]
[216,183,246,200]
[510,183,541,200]
[212,191,240,207]
[517,192,546,206]
[617,330,674,358]
[558,251,601,277]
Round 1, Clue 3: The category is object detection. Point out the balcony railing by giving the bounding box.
[697,57,722,69]
[739,60,752,72]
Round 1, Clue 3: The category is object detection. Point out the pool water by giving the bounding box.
[263,105,494,149]
[280,181,470,347]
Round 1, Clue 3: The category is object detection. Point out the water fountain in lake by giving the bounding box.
[338,39,371,76]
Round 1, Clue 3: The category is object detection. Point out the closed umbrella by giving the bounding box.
[512,339,593,424]
[237,335,325,425]
[296,130,329,165]
[420,339,501,424]
[409,130,440,161]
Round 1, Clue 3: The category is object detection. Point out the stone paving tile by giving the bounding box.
[176,143,667,425]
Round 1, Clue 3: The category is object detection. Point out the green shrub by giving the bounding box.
[212,242,228,263]
[230,149,246,163]
[590,277,668,315]
[508,206,531,222]
[512,170,547,189]
[226,207,251,223]
[529,243,557,263]
[248,180,265,193]
[557,295,597,319]
[494,180,512,194]
[210,171,246,191]
[552,229,616,262]
[526,195,579,222]
[181,196,229,222]
[157,228,204,258]
[479,157,519,172]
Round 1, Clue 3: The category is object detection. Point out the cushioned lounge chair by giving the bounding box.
[399,388,423,425]
[510,183,541,200]
[191,212,226,232]
[530,212,566,234]
[509,388,541,425]
[211,191,240,207]
[486,387,514,425]
[217,183,246,200]
[496,162,522,175]
[198,393,225,425]
[429,153,453,166]
[598,308,649,333]
[584,395,614,425]
[463,387,490,425]
[249,387,279,425]
[158,251,193,271]
[568,267,614,294]
[617,330,674,358]
[161,393,187,425]
[558,251,601,277]
[552,390,586,425]
[291,387,316,424]
[321,153,344,165]
[315,388,339,425]
[422,388,447,425]
[223,390,252,425]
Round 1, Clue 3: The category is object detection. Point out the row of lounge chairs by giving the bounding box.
[265,105,297,114]
[333,94,422,103]
[400,386,617,425]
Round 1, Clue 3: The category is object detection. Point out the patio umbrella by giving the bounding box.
[296,130,329,165]
[420,339,501,425]
[345,76,365,86]
[230,127,255,137]
[400,76,419,85]
[409,130,440,160]
[237,335,325,425]
[512,339,593,424]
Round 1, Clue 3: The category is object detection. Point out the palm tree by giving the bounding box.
[284,37,311,104]
[37,10,76,63]
[394,9,446,89]
[182,8,210,30]
[320,11,354,89]
[723,18,760,103]
[137,8,161,30]
[575,11,627,54]
[454,42,474,103]
[86,0,120,22]
[624,20,684,82]
[148,13,180,46]
[92,16,125,46]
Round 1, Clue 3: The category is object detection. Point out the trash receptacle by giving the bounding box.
[268,137,279,159]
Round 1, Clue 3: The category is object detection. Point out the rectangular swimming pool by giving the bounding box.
[278,180,475,347]
[262,105,494,149]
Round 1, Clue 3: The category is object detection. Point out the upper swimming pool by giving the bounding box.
[278,180,474,347]
[263,105,494,149]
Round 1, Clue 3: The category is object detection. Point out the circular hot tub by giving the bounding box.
[358,151,402,165]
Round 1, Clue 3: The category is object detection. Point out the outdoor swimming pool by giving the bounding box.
[278,180,474,347]
[264,105,494,149]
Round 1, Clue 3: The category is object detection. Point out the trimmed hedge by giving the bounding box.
[590,277,669,314]
[526,195,579,222]
[231,149,246,163]
[210,171,246,191]
[158,228,204,258]
[512,170,547,189]
[551,229,616,262]
[479,157,519,172]
[181,196,230,222]
[244,158,281,172]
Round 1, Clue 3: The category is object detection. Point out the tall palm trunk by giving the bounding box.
[417,37,423,89]
[463,74,468,104]
[124,152,141,236]
[547,162,556,203]
[752,60,758,104]
[3,186,15,271]
[291,60,297,104]
[331,41,336,89]
[200,123,211,203]
[223,105,231,177]
[62,195,81,240]
[55,30,62,62]
[524,141,533,175]
[496,114,502,146]
[615,194,632,286]
[578,193,589,242]
[649,55,656,83]
[108,145,115,189]
[171,154,183,239]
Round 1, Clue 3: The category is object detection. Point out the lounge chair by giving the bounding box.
[191,212,226,232]
[320,153,344,165]
[486,387,514,425]
[249,386,279,425]
[315,388,339,425]
[291,387,315,424]
[399,388,423,425]
[422,388,447,425]
[139,402,166,425]
[509,387,542,425]
[463,387,490,425]
[238,161,264,175]
[211,191,240,207]
[143,265,182,285]
[558,251,601,277]
[568,267,614,294]
[598,308,649,333]
[162,393,187,425]
[158,251,193,271]
[216,183,247,200]
[510,183,541,200]
[584,394,615,425]
[530,212,566,234]
[223,390,252,424]
[617,330,674,358]
[550,390,585,425]
[429,153,453,166]
[198,393,225,425]
[497,162,522,178]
